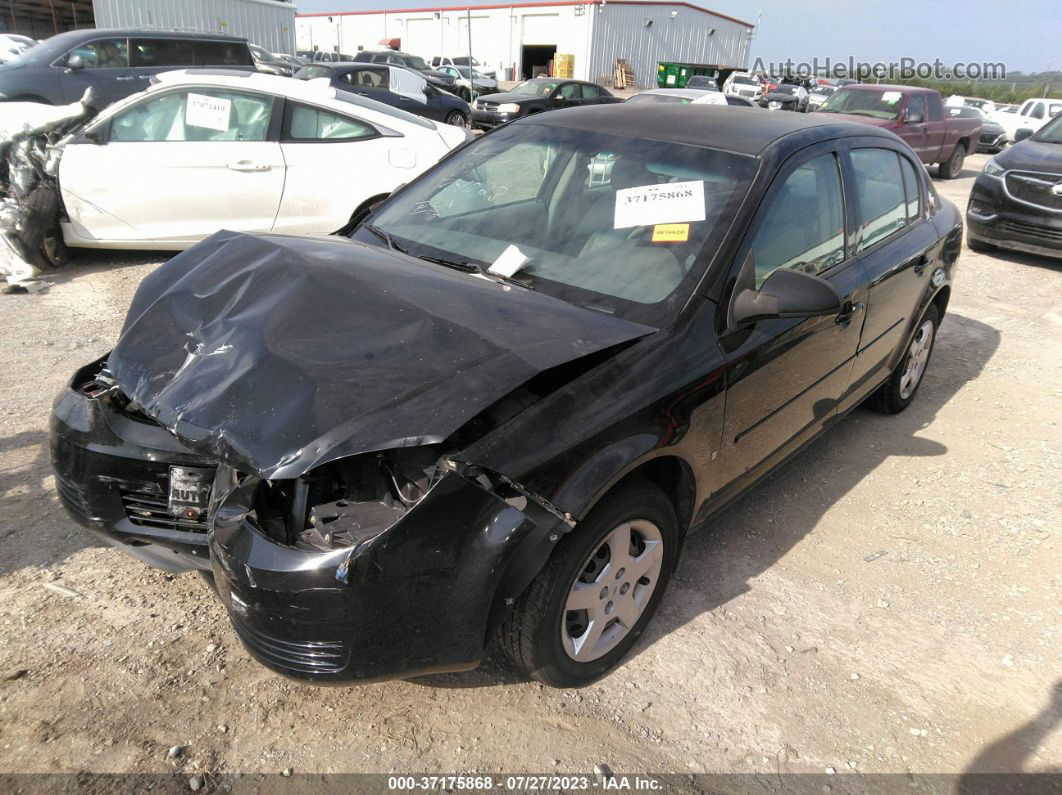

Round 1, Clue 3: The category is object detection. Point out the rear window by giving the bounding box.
[192,41,253,67]
[296,65,334,80]
[131,38,195,68]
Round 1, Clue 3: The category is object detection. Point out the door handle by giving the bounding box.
[227,160,271,172]
[834,300,864,326]
[115,76,135,81]
[911,253,930,275]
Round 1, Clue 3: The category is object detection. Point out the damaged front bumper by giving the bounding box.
[208,464,564,683]
[49,357,216,572]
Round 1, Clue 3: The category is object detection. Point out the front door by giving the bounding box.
[59,87,285,245]
[716,146,868,496]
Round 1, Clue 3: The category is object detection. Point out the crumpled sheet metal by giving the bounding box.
[109,230,654,479]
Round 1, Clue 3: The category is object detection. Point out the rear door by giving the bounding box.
[274,101,412,235]
[579,82,610,106]
[128,38,195,93]
[59,87,284,245]
[716,144,868,493]
[839,143,937,412]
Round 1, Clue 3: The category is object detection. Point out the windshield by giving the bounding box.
[511,80,558,97]
[733,76,758,86]
[1033,113,1062,144]
[355,123,756,324]
[406,55,431,70]
[774,85,798,95]
[818,88,903,120]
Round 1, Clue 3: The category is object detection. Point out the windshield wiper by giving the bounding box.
[362,223,405,254]
[419,254,534,289]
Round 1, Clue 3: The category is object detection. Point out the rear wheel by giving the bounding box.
[445,110,468,127]
[868,304,939,414]
[500,481,680,688]
[937,144,966,179]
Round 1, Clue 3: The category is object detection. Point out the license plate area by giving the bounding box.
[168,466,213,519]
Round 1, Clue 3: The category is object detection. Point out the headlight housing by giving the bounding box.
[496,103,521,114]
[983,157,1006,178]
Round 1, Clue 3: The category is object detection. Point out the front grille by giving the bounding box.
[998,220,1062,243]
[1005,171,1062,212]
[231,618,349,675]
[120,483,209,533]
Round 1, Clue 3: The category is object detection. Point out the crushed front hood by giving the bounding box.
[109,231,654,479]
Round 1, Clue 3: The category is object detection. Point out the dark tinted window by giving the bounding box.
[131,38,195,68]
[193,41,253,66]
[558,83,581,100]
[851,148,908,253]
[749,153,845,285]
[1028,102,1044,120]
[925,92,943,121]
[582,83,601,99]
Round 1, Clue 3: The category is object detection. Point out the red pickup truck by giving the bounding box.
[814,84,982,179]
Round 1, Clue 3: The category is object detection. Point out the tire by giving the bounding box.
[867,304,940,414]
[445,110,467,127]
[500,480,681,688]
[937,144,966,180]
[16,183,65,270]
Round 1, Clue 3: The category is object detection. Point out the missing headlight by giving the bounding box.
[250,449,445,551]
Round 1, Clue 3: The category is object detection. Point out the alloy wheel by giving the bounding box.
[899,319,934,399]
[561,519,664,663]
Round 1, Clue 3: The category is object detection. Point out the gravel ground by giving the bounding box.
[0,152,1059,786]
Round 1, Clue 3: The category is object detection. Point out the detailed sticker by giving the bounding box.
[652,223,690,243]
[881,91,902,104]
[488,243,529,278]
[614,180,705,229]
[186,93,231,132]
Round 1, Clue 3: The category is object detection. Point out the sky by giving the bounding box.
[294,0,1062,74]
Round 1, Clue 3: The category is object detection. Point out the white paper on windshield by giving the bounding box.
[488,244,529,278]
[881,91,902,104]
[186,93,231,131]
[614,180,705,229]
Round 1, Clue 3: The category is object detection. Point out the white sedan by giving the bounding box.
[55,70,470,250]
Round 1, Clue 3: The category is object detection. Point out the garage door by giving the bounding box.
[458,15,490,50]
[404,17,437,58]
[521,14,559,45]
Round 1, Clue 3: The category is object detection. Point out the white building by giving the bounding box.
[296,1,754,87]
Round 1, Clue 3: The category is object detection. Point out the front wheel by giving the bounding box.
[937,144,966,179]
[445,110,468,127]
[868,304,939,414]
[500,481,681,688]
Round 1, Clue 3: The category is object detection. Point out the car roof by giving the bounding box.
[142,69,436,130]
[523,103,898,155]
[52,28,246,43]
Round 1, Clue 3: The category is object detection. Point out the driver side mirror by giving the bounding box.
[1014,127,1034,142]
[904,108,924,124]
[66,54,85,72]
[729,267,843,329]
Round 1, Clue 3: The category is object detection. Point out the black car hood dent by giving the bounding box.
[997,138,1062,173]
[108,231,654,479]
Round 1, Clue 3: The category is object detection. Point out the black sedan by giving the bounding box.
[294,62,471,126]
[471,78,619,129]
[51,105,960,688]
[967,112,1062,259]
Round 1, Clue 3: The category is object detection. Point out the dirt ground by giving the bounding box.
[0,152,1059,787]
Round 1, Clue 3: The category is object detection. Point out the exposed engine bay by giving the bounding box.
[0,88,98,290]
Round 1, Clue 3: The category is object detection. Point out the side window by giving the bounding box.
[286,104,376,141]
[1029,102,1044,120]
[428,142,550,217]
[558,83,581,100]
[850,148,908,253]
[748,153,845,286]
[925,92,943,121]
[907,94,926,121]
[350,67,387,88]
[898,155,921,222]
[109,90,274,143]
[68,38,128,68]
[193,41,252,66]
[582,83,601,99]
[131,39,195,68]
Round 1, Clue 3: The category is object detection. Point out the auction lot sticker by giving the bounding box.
[186,93,232,132]
[615,180,705,229]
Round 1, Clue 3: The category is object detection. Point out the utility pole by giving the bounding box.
[467,6,475,107]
